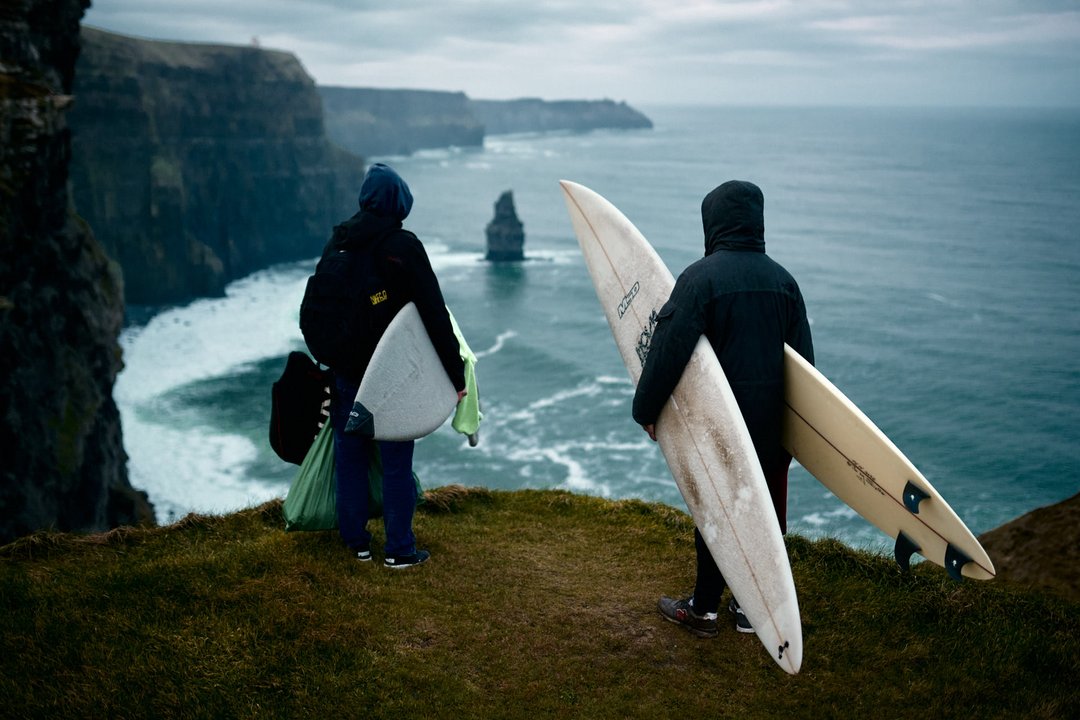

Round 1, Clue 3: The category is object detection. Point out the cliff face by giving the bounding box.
[470,98,653,135]
[0,0,154,544]
[319,86,483,157]
[69,28,364,306]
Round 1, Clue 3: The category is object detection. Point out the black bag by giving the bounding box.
[298,236,394,372]
[270,351,330,465]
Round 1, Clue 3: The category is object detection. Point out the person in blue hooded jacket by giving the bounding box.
[322,163,466,569]
[632,180,814,637]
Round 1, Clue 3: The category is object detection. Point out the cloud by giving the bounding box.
[809,15,899,34]
[809,7,1080,53]
[83,0,1080,106]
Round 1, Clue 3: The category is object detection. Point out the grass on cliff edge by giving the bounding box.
[1,488,1077,720]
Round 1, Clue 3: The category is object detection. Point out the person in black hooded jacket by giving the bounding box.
[324,163,466,569]
[633,180,814,637]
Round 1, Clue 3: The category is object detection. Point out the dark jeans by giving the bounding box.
[331,374,418,556]
[692,528,725,614]
[693,459,790,614]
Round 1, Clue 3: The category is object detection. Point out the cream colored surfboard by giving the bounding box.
[346,302,457,441]
[783,347,995,580]
[560,180,802,675]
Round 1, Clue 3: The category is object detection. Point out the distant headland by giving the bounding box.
[319,86,653,157]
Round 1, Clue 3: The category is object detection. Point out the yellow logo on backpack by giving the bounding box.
[369,289,388,305]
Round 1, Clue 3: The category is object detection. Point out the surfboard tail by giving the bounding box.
[783,344,996,582]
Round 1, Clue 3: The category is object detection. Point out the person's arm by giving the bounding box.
[787,286,814,366]
[632,273,707,435]
[391,234,467,392]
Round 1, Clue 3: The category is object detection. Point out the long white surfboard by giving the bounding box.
[560,180,803,675]
[345,302,458,441]
[783,347,995,580]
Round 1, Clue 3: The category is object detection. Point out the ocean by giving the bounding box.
[114,105,1080,555]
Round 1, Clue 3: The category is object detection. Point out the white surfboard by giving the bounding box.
[560,180,803,675]
[345,302,458,441]
[783,347,995,580]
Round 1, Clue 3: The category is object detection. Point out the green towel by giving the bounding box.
[447,307,482,437]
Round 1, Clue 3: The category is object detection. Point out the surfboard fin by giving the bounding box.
[902,481,930,514]
[894,531,921,571]
[944,544,972,581]
[344,401,375,438]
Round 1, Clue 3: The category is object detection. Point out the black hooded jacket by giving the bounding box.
[319,165,465,391]
[631,181,813,476]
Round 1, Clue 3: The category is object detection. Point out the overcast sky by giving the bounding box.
[83,0,1080,107]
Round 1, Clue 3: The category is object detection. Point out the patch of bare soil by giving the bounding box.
[978,492,1080,601]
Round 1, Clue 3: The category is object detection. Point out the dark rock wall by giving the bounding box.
[318,86,483,157]
[69,28,364,306]
[0,0,154,544]
[470,98,653,135]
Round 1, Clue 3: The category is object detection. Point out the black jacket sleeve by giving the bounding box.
[632,272,707,425]
[384,232,467,392]
[787,288,814,366]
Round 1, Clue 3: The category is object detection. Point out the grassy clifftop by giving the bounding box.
[2,488,1076,719]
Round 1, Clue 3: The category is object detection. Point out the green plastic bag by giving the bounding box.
[283,422,425,532]
[283,421,337,531]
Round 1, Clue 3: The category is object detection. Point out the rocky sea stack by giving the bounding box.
[485,190,525,261]
[0,0,154,543]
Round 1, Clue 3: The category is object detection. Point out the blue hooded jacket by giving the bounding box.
[358,163,414,220]
[632,181,813,529]
[317,164,464,390]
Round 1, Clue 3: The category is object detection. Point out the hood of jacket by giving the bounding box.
[701,180,765,256]
[358,163,413,221]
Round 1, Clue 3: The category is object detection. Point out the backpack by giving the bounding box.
[269,351,330,465]
[299,233,394,372]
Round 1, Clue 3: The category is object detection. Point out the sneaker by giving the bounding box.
[354,545,372,562]
[728,598,754,634]
[384,549,430,569]
[658,596,718,638]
